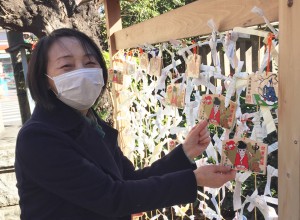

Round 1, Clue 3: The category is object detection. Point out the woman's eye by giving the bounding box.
[86,61,96,65]
[60,64,72,69]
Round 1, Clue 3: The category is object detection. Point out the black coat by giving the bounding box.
[15,98,197,220]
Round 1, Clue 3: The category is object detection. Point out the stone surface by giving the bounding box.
[0,125,20,220]
[0,206,20,220]
[0,173,19,207]
[0,149,15,168]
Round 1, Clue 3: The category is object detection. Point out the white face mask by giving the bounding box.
[47,68,104,110]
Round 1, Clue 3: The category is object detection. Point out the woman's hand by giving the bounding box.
[182,120,211,160]
[194,165,236,188]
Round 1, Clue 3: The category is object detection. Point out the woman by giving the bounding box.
[15,28,235,220]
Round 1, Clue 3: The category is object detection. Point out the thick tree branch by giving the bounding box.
[0,0,103,43]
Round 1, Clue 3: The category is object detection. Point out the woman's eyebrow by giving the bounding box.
[55,55,73,62]
[84,53,97,58]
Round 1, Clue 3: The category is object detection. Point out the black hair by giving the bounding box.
[27,28,108,110]
[237,141,247,149]
[213,97,221,105]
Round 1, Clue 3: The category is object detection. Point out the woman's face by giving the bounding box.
[46,37,101,94]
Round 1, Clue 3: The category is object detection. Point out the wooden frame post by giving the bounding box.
[104,0,133,157]
[104,0,122,58]
[279,1,300,219]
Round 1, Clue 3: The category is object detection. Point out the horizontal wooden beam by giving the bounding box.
[113,0,278,50]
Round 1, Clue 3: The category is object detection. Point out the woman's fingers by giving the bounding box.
[191,120,208,135]
[198,131,210,142]
[194,165,236,188]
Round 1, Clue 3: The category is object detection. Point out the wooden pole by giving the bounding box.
[103,0,122,142]
[103,0,133,158]
[279,1,300,219]
[104,0,122,58]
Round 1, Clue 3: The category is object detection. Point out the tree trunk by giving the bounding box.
[0,0,113,124]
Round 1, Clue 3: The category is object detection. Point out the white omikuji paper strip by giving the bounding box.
[224,69,247,108]
[251,6,278,37]
[270,41,279,65]
[233,171,252,211]
[234,119,250,138]
[150,214,162,220]
[204,187,223,218]
[192,73,216,93]
[207,19,220,67]
[185,78,193,104]
[177,40,216,58]
[155,71,168,91]
[183,101,198,128]
[240,189,278,220]
[259,48,270,73]
[197,190,210,200]
[205,142,219,164]
[200,64,223,76]
[225,76,236,108]
[213,134,223,156]
[268,142,278,154]
[173,204,190,217]
[250,111,266,142]
[155,59,181,92]
[260,106,277,134]
[264,165,278,196]
[225,180,233,192]
[221,185,226,204]
[199,201,222,220]
[154,117,172,142]
[263,195,278,205]
[223,32,239,69]
[259,40,278,72]
[216,86,223,95]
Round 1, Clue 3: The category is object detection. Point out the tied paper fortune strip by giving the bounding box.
[204,187,223,219]
[199,201,221,220]
[260,106,277,134]
[224,69,247,108]
[223,31,239,69]
[268,142,278,155]
[264,165,278,196]
[155,59,182,91]
[251,6,278,38]
[243,189,278,220]
[205,142,219,164]
[233,171,252,211]
[213,134,223,156]
[207,19,220,67]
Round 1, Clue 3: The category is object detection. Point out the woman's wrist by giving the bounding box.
[182,144,195,164]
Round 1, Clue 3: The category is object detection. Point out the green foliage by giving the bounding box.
[101,50,111,68]
[100,0,197,50]
[120,0,196,28]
